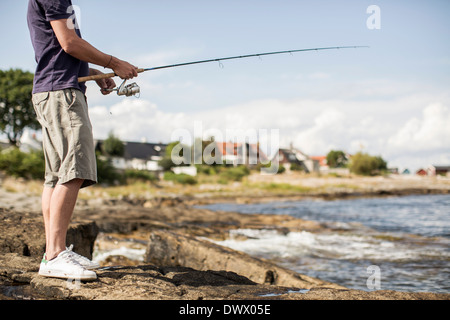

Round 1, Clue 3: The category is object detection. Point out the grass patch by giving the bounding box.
[0,176,43,195]
[249,182,314,194]
[164,172,198,185]
[80,181,156,200]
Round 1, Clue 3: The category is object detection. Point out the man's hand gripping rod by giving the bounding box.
[78,69,145,97]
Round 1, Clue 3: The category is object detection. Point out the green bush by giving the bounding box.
[289,162,304,171]
[277,164,286,174]
[326,150,348,168]
[0,147,45,179]
[96,152,124,185]
[164,171,197,185]
[219,165,250,182]
[349,152,387,176]
[196,164,218,175]
[158,157,175,171]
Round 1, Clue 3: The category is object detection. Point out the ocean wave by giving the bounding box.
[213,228,449,262]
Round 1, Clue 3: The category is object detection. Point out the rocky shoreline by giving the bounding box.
[1,180,450,300]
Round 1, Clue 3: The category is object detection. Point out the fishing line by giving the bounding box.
[78,45,368,97]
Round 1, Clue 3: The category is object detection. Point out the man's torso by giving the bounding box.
[27,0,89,94]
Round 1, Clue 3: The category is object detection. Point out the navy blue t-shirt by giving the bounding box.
[27,0,89,94]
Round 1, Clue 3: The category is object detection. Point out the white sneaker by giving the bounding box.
[39,250,97,281]
[66,245,100,270]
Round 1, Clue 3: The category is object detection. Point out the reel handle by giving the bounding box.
[78,68,145,83]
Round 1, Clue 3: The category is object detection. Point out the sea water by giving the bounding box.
[198,194,450,293]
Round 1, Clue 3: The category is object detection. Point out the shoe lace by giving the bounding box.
[66,245,90,262]
[59,250,84,267]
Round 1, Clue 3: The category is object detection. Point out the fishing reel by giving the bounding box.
[107,79,140,97]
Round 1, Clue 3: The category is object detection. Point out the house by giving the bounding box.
[95,140,167,172]
[415,165,450,177]
[387,167,399,174]
[416,168,427,176]
[310,155,327,168]
[214,142,268,166]
[215,142,239,165]
[275,148,304,168]
[402,168,411,175]
[427,165,450,176]
[272,148,319,173]
[311,153,351,175]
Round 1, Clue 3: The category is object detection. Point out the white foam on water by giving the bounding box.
[93,246,147,263]
[213,229,449,262]
[259,289,310,297]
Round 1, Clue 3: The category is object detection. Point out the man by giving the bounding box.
[27,0,137,280]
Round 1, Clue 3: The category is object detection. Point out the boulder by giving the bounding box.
[146,230,344,290]
[0,253,290,300]
[0,208,98,259]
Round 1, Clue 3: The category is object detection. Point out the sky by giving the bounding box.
[1,0,450,172]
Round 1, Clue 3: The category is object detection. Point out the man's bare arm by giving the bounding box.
[50,19,138,80]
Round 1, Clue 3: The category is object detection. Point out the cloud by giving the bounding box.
[386,103,450,159]
[89,99,187,142]
[89,94,450,171]
[91,98,366,154]
[293,108,347,155]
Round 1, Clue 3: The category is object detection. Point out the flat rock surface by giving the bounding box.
[2,254,448,300]
[1,180,449,300]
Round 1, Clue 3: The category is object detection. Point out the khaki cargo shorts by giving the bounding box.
[32,89,97,189]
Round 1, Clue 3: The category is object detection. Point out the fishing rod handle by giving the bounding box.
[78,68,145,83]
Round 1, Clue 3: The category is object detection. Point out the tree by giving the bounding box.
[0,69,40,146]
[349,152,387,176]
[0,147,45,179]
[326,150,348,168]
[102,131,124,157]
[158,141,179,171]
[158,141,191,170]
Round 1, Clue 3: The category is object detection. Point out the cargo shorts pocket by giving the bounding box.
[31,92,50,128]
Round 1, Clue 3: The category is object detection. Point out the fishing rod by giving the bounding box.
[78,45,368,97]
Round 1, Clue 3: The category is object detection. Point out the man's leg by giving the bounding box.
[41,186,53,257]
[42,178,84,261]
